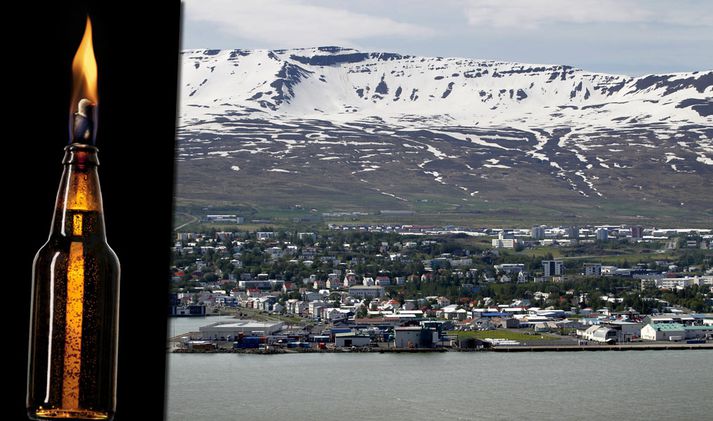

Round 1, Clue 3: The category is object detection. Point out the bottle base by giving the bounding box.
[29,408,112,420]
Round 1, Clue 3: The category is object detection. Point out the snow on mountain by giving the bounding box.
[175,47,713,218]
[180,46,711,128]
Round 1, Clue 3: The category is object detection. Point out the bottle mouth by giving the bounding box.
[63,143,100,166]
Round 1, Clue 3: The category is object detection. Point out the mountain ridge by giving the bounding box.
[175,47,713,225]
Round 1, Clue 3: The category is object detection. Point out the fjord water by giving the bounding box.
[167,321,713,421]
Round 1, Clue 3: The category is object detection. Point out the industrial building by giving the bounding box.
[198,320,284,339]
[640,323,685,341]
[394,327,438,348]
[334,332,372,348]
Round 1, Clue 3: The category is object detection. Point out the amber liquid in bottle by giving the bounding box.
[28,144,120,420]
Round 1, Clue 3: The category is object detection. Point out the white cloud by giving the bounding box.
[184,0,435,48]
[464,0,713,29]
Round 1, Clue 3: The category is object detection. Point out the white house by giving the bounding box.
[343,272,358,287]
[579,325,617,343]
[308,301,329,318]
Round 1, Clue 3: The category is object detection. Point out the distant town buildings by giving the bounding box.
[171,223,712,353]
[543,260,565,277]
[583,263,602,277]
[531,226,546,240]
[596,228,609,241]
[348,285,385,299]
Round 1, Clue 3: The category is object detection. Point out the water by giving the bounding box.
[167,345,713,420]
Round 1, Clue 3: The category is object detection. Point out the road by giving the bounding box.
[174,213,199,231]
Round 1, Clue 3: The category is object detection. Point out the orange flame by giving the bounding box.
[71,17,98,107]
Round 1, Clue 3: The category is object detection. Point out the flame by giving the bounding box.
[71,17,98,107]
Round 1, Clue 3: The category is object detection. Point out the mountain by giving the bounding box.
[176,46,713,226]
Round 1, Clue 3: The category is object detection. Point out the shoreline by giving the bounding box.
[171,342,713,354]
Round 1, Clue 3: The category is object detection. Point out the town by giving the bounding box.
[169,222,713,352]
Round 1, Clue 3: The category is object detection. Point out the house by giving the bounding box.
[320,307,349,322]
[435,296,451,307]
[214,296,238,307]
[303,291,322,302]
[640,323,686,341]
[402,300,417,311]
[326,274,341,290]
[256,295,278,311]
[285,299,306,315]
[300,247,317,260]
[375,275,391,286]
[343,272,358,287]
[265,246,284,260]
[308,301,329,319]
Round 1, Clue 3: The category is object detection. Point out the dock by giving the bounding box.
[489,343,713,352]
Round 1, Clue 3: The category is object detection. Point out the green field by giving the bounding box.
[174,150,713,228]
[448,330,555,341]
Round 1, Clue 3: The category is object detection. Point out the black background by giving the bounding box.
[6,1,180,419]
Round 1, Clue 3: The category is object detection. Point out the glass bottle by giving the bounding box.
[27,143,120,420]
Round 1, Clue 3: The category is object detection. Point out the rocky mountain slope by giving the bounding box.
[176,47,713,225]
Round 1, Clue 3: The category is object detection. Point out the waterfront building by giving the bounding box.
[198,320,284,338]
[334,333,372,348]
[394,327,437,348]
[640,323,686,341]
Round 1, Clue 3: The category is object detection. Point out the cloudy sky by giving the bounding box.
[183,0,713,76]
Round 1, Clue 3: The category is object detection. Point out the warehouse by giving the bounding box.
[394,327,438,348]
[334,332,372,348]
[198,320,284,339]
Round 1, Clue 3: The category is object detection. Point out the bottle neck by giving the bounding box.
[50,144,106,240]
